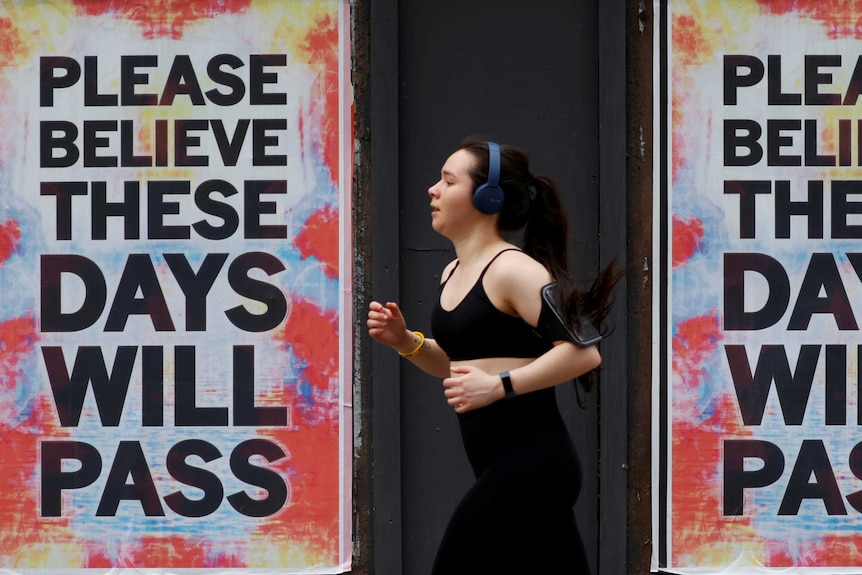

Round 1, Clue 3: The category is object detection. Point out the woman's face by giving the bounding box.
[427,148,480,237]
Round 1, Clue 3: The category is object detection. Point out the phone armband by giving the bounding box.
[537,283,602,347]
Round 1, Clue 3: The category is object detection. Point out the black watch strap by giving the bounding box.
[500,371,516,399]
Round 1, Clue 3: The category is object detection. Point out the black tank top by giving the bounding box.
[431,249,569,475]
[430,249,551,361]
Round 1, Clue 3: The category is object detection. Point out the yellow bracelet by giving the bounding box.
[398,331,426,358]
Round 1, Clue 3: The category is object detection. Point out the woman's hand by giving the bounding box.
[367,301,414,351]
[443,365,505,414]
[367,301,452,378]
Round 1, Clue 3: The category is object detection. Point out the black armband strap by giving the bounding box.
[536,283,602,347]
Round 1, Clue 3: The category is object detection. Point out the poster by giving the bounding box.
[0,0,352,572]
[654,0,862,572]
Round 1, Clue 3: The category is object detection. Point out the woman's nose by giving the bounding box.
[428,182,439,197]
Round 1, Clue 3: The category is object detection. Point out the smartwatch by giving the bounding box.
[500,371,516,400]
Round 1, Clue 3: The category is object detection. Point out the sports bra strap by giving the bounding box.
[441,248,522,286]
[442,260,460,284]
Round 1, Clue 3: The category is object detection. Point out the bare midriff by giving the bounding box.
[449,356,535,375]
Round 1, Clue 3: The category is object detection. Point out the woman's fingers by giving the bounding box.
[384,301,400,316]
[367,301,393,325]
[367,301,411,349]
[443,367,500,413]
[443,375,468,412]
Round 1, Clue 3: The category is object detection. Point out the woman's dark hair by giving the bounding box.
[457,136,622,395]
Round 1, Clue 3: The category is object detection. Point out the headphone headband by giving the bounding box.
[487,141,501,187]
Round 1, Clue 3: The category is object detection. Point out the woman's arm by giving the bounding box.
[442,250,602,413]
[443,341,600,413]
[367,300,451,378]
[504,340,600,394]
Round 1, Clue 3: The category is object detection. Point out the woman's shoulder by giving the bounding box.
[487,248,552,289]
[481,248,550,318]
[494,248,548,275]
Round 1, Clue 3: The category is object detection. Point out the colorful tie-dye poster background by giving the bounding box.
[655,0,862,573]
[0,0,352,573]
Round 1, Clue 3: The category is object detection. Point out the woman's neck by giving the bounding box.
[450,226,510,267]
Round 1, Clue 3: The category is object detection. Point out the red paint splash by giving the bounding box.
[0,17,24,64]
[671,311,722,422]
[669,313,755,563]
[299,14,340,183]
[671,14,712,183]
[671,15,706,181]
[672,215,704,268]
[0,219,21,265]
[672,311,721,390]
[263,294,341,563]
[0,396,75,555]
[258,419,341,563]
[278,295,338,394]
[758,0,862,39]
[0,316,75,557]
[671,396,755,563]
[771,532,862,567]
[293,206,339,281]
[0,314,37,392]
[673,14,710,67]
[86,535,240,568]
[71,0,253,39]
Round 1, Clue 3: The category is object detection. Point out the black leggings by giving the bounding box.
[431,433,590,574]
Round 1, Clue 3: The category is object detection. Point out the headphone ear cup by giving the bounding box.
[473,182,505,214]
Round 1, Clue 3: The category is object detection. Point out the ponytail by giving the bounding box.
[524,176,622,395]
[523,175,569,283]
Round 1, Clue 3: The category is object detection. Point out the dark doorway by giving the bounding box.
[366,2,627,573]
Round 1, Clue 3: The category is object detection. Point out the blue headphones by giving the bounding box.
[472,141,505,214]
